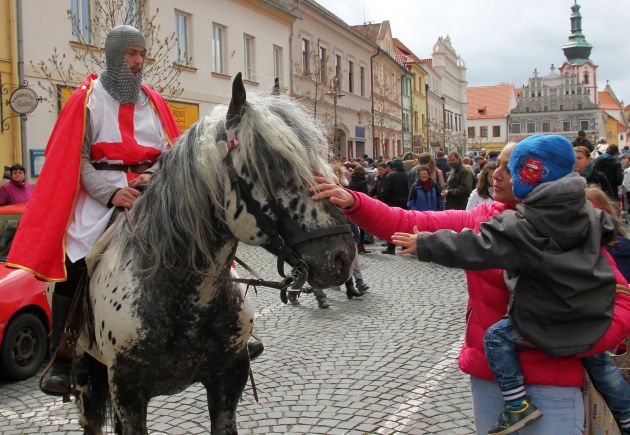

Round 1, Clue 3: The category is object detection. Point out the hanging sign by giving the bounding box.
[9,87,39,115]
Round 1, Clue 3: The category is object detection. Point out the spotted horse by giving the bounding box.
[63,73,357,434]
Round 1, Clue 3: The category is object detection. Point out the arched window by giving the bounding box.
[583,71,590,85]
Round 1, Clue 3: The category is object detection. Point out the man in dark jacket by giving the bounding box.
[435,150,450,179]
[442,152,474,210]
[381,158,409,254]
[594,144,623,200]
[572,130,594,152]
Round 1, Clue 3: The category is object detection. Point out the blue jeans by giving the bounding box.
[484,318,533,392]
[486,318,630,425]
[470,376,584,434]
[582,352,630,424]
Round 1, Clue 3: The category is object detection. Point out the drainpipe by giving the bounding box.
[16,0,27,170]
[370,48,379,158]
[289,21,294,96]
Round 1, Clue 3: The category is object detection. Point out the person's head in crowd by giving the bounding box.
[586,185,626,237]
[351,164,367,180]
[605,144,620,157]
[573,146,592,175]
[508,134,576,200]
[491,143,517,208]
[597,137,607,145]
[330,163,347,187]
[436,150,445,159]
[9,164,26,185]
[402,152,414,161]
[476,162,497,199]
[478,159,488,170]
[392,158,405,172]
[487,150,499,161]
[577,130,587,139]
[623,146,630,154]
[479,148,487,158]
[418,153,436,172]
[376,162,388,177]
[416,165,431,184]
[462,157,472,166]
[447,151,461,169]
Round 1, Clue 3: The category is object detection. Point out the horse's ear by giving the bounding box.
[226,72,246,129]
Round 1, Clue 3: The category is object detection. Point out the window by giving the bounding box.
[318,45,327,83]
[212,23,225,73]
[335,54,342,81]
[360,66,365,97]
[511,123,521,134]
[273,45,282,82]
[480,126,488,138]
[243,35,255,81]
[348,61,354,93]
[71,0,91,43]
[563,121,571,132]
[492,125,501,137]
[541,122,550,133]
[467,127,475,138]
[301,38,310,75]
[527,122,536,133]
[580,120,589,131]
[174,11,190,65]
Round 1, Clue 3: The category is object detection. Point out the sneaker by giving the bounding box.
[488,397,542,434]
[357,283,370,293]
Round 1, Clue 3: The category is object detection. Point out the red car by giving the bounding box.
[0,203,51,380]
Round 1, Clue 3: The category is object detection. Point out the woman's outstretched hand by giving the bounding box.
[392,226,421,255]
[311,175,356,209]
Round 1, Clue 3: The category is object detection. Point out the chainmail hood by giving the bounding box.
[99,25,146,103]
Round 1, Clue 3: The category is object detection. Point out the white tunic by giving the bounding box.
[66,79,168,262]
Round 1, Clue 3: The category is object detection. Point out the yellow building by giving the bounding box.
[0,1,21,172]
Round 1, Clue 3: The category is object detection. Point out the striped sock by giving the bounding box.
[619,416,630,429]
[502,386,528,408]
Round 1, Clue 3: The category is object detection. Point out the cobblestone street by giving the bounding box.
[0,243,475,434]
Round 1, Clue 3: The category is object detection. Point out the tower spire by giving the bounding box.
[562,1,593,65]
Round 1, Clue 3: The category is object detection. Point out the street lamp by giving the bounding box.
[326,77,344,158]
[441,96,446,151]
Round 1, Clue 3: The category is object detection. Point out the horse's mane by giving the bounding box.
[109,93,336,277]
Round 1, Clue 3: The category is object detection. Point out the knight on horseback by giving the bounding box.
[7,25,263,396]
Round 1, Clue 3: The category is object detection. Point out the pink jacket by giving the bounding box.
[345,191,630,387]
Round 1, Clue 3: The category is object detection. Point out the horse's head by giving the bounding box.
[219,73,356,288]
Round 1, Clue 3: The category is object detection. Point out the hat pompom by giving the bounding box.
[508,135,575,200]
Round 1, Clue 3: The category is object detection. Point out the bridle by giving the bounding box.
[222,128,351,302]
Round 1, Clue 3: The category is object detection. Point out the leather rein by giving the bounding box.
[123,127,351,303]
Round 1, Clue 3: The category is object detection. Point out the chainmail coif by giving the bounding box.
[99,25,146,103]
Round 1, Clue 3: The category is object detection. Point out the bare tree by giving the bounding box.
[425,118,467,155]
[31,0,183,111]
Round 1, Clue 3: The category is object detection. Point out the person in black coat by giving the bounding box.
[381,158,409,254]
[594,145,623,200]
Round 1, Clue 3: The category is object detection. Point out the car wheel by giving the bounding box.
[1,313,48,380]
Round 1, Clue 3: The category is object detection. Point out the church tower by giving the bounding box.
[560,1,598,104]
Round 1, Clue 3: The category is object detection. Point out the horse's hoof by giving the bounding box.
[41,374,71,396]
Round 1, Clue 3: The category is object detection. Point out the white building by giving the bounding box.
[466,85,516,151]
[21,0,296,177]
[421,36,467,154]
[292,0,376,159]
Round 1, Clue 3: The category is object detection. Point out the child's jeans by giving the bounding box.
[485,318,630,425]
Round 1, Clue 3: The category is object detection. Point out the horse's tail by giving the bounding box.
[76,351,111,433]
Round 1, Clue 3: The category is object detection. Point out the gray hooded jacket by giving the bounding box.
[416,172,617,356]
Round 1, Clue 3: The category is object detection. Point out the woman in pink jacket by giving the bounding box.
[312,142,630,434]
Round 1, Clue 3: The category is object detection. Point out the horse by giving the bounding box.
[69,73,357,434]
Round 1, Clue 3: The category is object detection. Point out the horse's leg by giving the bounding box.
[204,351,250,435]
[108,367,149,435]
[74,351,109,435]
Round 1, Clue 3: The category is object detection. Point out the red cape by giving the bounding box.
[7,75,181,281]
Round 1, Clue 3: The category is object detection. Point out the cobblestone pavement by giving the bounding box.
[0,243,475,434]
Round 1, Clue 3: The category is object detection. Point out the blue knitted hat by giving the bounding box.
[508,134,576,200]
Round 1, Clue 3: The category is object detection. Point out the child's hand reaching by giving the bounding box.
[392,226,420,255]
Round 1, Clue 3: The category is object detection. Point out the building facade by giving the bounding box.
[466,85,516,151]
[393,38,428,154]
[421,36,467,155]
[353,21,405,159]
[291,0,375,159]
[20,0,296,178]
[0,1,23,172]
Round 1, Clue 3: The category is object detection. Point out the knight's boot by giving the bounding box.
[41,294,72,396]
[247,339,264,361]
[313,288,330,309]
